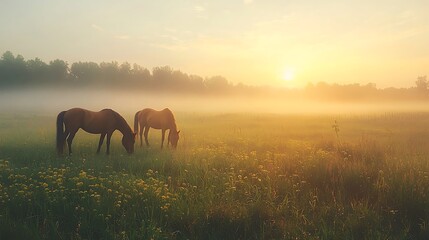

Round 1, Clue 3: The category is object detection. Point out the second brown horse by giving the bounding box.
[56,108,136,155]
[134,108,180,149]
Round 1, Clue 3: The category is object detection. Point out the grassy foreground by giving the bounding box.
[0,112,429,239]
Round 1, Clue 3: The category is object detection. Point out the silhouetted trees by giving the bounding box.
[305,82,380,101]
[415,76,428,91]
[0,51,69,87]
[49,59,69,83]
[0,51,28,86]
[205,76,230,93]
[0,51,239,93]
[0,51,428,101]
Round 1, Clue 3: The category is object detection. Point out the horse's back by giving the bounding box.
[140,108,155,116]
[100,108,115,114]
[139,108,155,122]
[63,108,118,133]
[139,108,175,129]
[63,108,86,123]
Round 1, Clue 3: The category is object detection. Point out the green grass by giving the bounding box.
[1,112,429,239]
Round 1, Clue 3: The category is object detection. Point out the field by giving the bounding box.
[1,111,429,239]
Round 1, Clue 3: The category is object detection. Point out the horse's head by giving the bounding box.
[169,130,180,149]
[122,132,136,154]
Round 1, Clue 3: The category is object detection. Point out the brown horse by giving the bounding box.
[56,108,136,155]
[134,108,180,149]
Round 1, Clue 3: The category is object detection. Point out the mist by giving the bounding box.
[2,88,429,116]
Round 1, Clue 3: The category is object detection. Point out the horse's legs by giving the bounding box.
[67,130,77,156]
[167,130,171,148]
[62,129,70,152]
[144,127,150,147]
[139,126,144,147]
[161,129,166,149]
[97,133,106,154]
[106,132,113,155]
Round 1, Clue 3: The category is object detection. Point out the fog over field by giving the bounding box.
[2,89,429,116]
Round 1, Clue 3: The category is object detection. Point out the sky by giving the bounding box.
[1,0,429,88]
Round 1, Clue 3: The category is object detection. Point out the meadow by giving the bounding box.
[0,111,429,239]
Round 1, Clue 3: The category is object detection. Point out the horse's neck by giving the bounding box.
[167,113,177,131]
[116,116,132,136]
[169,122,177,132]
[118,125,130,135]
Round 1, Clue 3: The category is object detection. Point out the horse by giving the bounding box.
[134,108,180,149]
[56,108,136,155]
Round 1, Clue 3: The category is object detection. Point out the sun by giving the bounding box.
[282,68,295,81]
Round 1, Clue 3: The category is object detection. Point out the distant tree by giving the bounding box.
[0,51,28,85]
[188,75,205,92]
[152,66,173,89]
[1,51,15,62]
[205,76,230,93]
[119,62,131,76]
[0,51,15,84]
[415,76,428,91]
[365,83,376,89]
[27,58,48,82]
[172,70,191,90]
[131,63,151,86]
[49,59,69,82]
[100,61,120,84]
[70,62,101,84]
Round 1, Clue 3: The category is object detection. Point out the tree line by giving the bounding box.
[0,51,428,101]
[0,51,237,94]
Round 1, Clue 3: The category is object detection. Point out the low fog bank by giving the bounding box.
[1,89,429,115]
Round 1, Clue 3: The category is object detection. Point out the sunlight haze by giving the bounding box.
[1,0,428,88]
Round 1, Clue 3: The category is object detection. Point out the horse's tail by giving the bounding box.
[134,111,140,133]
[56,111,66,154]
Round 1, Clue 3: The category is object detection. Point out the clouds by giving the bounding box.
[115,35,131,40]
[91,24,104,32]
[193,6,205,12]
[91,24,131,41]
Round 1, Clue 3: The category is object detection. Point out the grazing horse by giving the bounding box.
[56,108,136,155]
[134,108,180,149]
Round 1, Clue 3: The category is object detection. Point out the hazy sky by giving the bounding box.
[1,0,429,88]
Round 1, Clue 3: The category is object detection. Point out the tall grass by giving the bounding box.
[0,112,428,239]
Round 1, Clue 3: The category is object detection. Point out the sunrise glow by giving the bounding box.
[282,68,295,82]
[1,1,428,88]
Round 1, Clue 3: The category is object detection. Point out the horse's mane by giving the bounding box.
[162,108,175,120]
[106,109,133,135]
[162,108,177,130]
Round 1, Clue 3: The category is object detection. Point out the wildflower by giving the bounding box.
[79,171,87,178]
